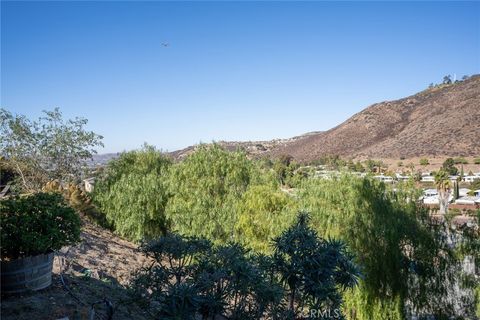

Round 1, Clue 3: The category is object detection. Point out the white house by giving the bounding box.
[422,193,454,205]
[423,196,439,205]
[459,188,471,197]
[373,175,394,183]
[455,196,480,205]
[423,189,438,197]
[449,176,460,182]
[464,175,480,183]
[421,176,435,182]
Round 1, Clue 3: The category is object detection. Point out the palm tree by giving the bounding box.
[435,170,451,214]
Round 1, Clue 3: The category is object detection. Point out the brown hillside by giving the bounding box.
[268,75,480,162]
[169,76,480,163]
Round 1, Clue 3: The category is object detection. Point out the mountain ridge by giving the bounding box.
[169,75,480,162]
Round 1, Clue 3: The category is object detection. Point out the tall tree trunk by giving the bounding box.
[438,189,450,214]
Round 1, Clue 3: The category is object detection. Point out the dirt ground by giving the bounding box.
[378,156,480,174]
[1,222,152,320]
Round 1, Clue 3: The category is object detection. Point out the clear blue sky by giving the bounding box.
[2,1,479,153]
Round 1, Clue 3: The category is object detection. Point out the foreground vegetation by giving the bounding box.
[132,213,359,319]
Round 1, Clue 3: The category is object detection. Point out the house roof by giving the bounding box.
[455,196,480,204]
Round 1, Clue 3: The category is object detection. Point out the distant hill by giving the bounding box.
[168,134,316,161]
[267,75,480,162]
[89,153,120,167]
[171,75,480,163]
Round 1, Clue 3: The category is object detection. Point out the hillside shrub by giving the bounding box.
[93,145,172,241]
[0,192,81,259]
[419,158,430,166]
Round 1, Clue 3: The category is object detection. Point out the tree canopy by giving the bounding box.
[93,145,172,241]
[165,144,277,243]
[0,108,103,191]
[297,175,458,318]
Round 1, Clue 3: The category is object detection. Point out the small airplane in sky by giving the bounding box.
[161,42,170,47]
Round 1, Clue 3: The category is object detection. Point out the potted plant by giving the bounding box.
[1,192,81,294]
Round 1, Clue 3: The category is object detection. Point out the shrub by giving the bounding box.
[0,192,81,259]
[474,158,480,165]
[94,145,172,242]
[131,234,284,319]
[272,212,360,316]
[419,158,430,166]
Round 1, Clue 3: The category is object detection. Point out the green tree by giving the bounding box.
[0,108,103,191]
[297,175,457,319]
[454,180,460,200]
[93,145,172,241]
[354,161,365,172]
[442,158,458,175]
[406,162,416,174]
[364,159,386,173]
[272,154,296,185]
[166,144,275,243]
[235,185,296,253]
[470,179,480,190]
